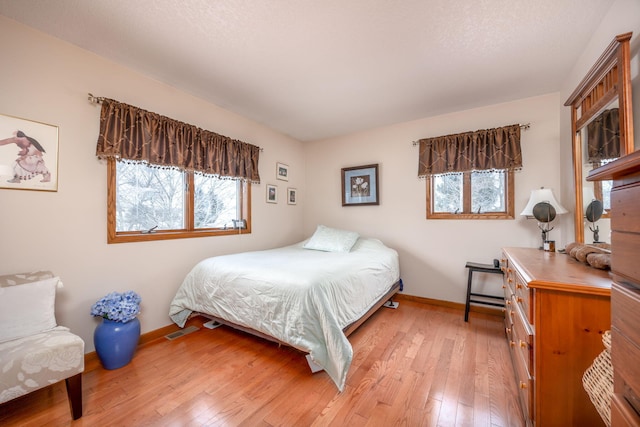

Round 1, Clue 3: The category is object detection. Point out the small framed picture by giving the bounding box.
[266,184,278,203]
[276,162,289,181]
[341,163,379,206]
[287,187,297,205]
[0,113,59,192]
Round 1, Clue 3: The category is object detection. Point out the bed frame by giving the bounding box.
[191,280,402,372]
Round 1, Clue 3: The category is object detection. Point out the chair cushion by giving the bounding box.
[0,327,84,404]
[0,276,60,343]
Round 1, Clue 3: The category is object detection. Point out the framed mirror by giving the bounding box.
[564,32,634,243]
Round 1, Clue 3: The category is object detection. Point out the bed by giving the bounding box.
[168,226,401,391]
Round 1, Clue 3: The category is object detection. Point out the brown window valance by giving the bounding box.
[96,98,261,183]
[417,124,522,177]
[586,108,620,164]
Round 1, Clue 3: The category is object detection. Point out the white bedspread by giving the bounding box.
[169,237,399,391]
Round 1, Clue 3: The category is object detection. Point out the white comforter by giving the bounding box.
[169,237,400,391]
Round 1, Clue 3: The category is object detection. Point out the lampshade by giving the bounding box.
[520,188,568,217]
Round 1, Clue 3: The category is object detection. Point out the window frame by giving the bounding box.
[426,169,515,220]
[106,158,251,243]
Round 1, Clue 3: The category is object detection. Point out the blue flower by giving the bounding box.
[90,291,142,323]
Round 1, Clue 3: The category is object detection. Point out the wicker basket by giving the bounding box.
[583,330,613,426]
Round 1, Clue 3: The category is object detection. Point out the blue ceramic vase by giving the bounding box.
[94,317,140,370]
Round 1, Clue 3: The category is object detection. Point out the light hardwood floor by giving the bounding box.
[0,299,524,426]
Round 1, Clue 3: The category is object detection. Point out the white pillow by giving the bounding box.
[303,225,360,252]
[0,276,59,343]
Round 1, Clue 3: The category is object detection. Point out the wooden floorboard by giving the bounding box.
[0,300,524,426]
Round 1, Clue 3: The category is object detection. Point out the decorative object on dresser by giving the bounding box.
[588,149,640,426]
[565,241,612,270]
[586,199,605,243]
[501,247,611,426]
[520,187,568,249]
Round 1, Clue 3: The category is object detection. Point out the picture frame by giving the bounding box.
[341,163,379,206]
[287,187,297,205]
[276,162,289,181]
[266,184,278,203]
[0,113,59,192]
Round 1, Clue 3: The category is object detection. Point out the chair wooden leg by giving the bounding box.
[65,373,83,420]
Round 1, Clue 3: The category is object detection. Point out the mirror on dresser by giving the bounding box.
[564,32,634,243]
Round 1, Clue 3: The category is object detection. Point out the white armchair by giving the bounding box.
[0,271,84,419]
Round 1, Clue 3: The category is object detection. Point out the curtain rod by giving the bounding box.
[88,93,264,151]
[412,123,531,146]
[88,93,105,104]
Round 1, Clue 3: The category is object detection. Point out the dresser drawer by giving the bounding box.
[504,290,513,338]
[611,393,640,427]
[503,266,515,295]
[611,329,640,413]
[612,282,640,349]
[514,271,532,323]
[611,185,640,234]
[612,231,640,283]
[510,299,533,376]
[510,341,534,424]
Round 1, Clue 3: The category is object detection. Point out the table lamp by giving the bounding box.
[520,187,568,249]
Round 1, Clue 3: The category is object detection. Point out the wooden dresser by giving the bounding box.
[588,149,640,426]
[501,247,612,426]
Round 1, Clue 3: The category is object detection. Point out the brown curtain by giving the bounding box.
[95,98,261,182]
[417,124,522,177]
[587,108,619,164]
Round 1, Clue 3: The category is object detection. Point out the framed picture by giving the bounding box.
[276,162,289,181]
[341,163,379,206]
[287,187,297,205]
[266,184,278,203]
[0,113,58,191]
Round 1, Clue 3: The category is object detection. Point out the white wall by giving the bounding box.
[3,0,638,353]
[558,0,640,243]
[304,93,562,302]
[0,17,306,351]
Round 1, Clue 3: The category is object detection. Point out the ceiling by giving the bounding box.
[0,0,614,142]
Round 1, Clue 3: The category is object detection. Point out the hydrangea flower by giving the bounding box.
[90,291,142,323]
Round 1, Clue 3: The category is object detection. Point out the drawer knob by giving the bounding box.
[519,340,527,348]
[508,278,513,283]
[520,381,527,389]
[510,341,516,348]
[506,327,511,334]
[517,296,523,303]
[516,284,522,289]
[502,285,506,289]
[506,300,511,305]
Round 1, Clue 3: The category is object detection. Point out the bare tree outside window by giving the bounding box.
[116,162,184,232]
[115,162,239,233]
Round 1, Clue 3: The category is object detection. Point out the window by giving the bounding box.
[95,98,259,243]
[426,170,514,219]
[107,159,250,243]
[417,123,522,220]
